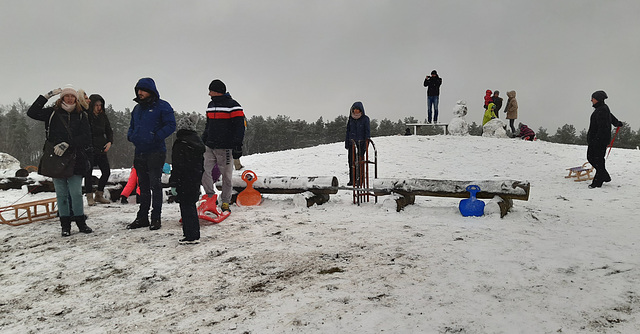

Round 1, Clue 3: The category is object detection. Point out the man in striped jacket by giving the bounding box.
[201,79,245,212]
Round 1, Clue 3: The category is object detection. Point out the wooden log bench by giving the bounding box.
[565,162,594,182]
[216,176,339,207]
[0,197,58,226]
[372,178,530,217]
[406,122,449,135]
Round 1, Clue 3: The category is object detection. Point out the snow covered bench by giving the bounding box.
[216,175,339,207]
[406,122,449,135]
[371,178,530,216]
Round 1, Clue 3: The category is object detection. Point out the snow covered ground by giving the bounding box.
[1,135,639,333]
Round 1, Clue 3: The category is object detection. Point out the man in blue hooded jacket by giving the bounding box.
[126,77,176,230]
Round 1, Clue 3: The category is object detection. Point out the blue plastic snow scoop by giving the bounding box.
[459,185,485,217]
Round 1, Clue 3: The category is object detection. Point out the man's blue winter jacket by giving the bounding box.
[127,77,176,154]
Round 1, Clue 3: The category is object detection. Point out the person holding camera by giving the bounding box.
[423,70,442,124]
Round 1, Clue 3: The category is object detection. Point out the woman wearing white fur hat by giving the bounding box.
[27,85,93,237]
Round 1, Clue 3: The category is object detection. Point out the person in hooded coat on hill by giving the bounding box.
[345,101,370,186]
[505,90,518,135]
[482,102,497,126]
[586,90,623,189]
[483,90,493,109]
[126,77,176,230]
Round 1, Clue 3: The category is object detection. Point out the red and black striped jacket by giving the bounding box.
[202,93,245,149]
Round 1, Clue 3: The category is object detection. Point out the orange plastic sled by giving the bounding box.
[236,170,262,206]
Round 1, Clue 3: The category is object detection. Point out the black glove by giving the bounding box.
[232,146,242,159]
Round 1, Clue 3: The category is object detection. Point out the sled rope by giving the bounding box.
[606,126,621,159]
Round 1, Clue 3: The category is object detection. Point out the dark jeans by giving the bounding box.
[85,152,111,192]
[134,152,166,220]
[509,119,516,134]
[587,144,609,185]
[427,96,439,123]
[180,201,200,240]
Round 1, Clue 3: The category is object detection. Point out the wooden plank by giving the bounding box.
[372,178,530,201]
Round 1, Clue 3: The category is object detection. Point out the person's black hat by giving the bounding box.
[209,79,226,94]
[431,70,438,75]
[591,90,608,102]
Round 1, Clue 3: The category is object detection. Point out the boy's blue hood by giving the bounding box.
[350,101,365,115]
[134,77,160,99]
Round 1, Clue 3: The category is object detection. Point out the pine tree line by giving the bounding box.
[1,99,637,169]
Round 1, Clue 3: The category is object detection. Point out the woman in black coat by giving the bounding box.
[586,90,623,188]
[85,94,114,204]
[27,86,93,236]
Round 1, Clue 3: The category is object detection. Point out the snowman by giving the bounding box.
[448,100,469,136]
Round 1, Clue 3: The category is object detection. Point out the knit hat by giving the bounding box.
[60,84,78,99]
[209,79,226,94]
[177,113,199,131]
[431,70,438,75]
[591,90,608,102]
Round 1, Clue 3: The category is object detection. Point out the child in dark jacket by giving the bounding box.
[518,123,536,141]
[169,113,206,244]
[345,101,371,186]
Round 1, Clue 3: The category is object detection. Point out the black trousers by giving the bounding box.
[180,200,200,240]
[85,152,111,193]
[587,144,609,185]
[134,152,166,220]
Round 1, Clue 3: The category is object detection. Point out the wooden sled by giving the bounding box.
[0,198,58,226]
[565,162,594,182]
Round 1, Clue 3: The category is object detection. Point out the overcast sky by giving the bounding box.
[1,0,639,132]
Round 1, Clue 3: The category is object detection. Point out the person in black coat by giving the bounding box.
[85,94,114,205]
[423,70,442,123]
[492,90,503,118]
[586,90,623,188]
[345,101,371,186]
[170,113,206,244]
[27,86,92,236]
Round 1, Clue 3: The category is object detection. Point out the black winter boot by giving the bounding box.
[150,218,161,230]
[126,216,150,229]
[75,215,93,234]
[60,216,72,237]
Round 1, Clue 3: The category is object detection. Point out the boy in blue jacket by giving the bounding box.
[345,101,370,186]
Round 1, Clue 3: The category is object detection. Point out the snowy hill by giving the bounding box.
[1,135,639,333]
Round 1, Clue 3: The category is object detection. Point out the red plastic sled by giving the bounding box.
[196,194,230,224]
